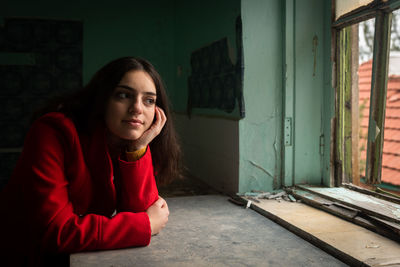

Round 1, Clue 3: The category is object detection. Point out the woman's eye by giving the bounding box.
[116,92,130,99]
[145,98,156,105]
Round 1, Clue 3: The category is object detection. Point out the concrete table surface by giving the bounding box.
[70,195,347,267]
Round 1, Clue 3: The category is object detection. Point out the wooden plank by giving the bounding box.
[291,189,366,221]
[243,197,400,266]
[342,183,400,205]
[297,185,400,224]
[360,212,400,237]
[242,198,364,266]
[290,188,400,242]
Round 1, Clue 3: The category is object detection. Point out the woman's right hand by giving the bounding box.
[146,197,169,235]
[126,106,167,152]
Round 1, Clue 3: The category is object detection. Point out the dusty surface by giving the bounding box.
[71,195,346,267]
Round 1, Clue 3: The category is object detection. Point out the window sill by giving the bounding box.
[240,188,400,266]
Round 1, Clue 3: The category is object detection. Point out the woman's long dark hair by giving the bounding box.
[34,57,182,184]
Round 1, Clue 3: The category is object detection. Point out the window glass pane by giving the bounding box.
[358,18,375,181]
[383,9,400,187]
[336,0,374,20]
[356,18,375,182]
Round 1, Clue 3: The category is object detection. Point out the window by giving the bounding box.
[334,0,400,193]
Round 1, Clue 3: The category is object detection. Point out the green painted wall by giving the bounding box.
[239,0,332,193]
[292,0,326,185]
[0,0,175,93]
[239,0,284,193]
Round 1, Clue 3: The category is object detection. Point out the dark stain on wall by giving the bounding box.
[187,16,244,118]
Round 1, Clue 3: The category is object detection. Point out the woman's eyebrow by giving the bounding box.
[116,85,156,96]
[116,84,135,91]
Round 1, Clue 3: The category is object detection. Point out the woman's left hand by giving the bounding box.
[126,106,167,151]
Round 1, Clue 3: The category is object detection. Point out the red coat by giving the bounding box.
[0,112,159,265]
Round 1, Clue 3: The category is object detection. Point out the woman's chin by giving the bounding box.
[121,133,142,141]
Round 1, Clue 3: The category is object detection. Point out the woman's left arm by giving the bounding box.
[117,148,159,212]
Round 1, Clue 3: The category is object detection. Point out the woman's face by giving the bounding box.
[105,70,157,141]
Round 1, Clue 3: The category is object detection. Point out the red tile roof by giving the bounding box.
[358,60,400,186]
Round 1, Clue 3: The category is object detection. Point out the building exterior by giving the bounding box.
[359,56,400,186]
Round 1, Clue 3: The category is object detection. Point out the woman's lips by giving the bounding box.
[123,119,143,127]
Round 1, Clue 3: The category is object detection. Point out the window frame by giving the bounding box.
[333,0,399,186]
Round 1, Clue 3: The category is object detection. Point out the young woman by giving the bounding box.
[0,57,181,266]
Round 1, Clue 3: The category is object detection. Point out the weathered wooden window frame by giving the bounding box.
[333,0,400,186]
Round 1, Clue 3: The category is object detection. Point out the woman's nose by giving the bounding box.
[129,98,143,114]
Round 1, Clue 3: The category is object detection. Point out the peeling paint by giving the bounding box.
[393,209,400,219]
[310,187,385,206]
[248,160,274,178]
[302,186,400,223]
[249,175,258,181]
[368,119,377,142]
[247,118,275,126]
[294,190,315,200]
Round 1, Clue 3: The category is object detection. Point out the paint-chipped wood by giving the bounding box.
[342,183,400,205]
[343,26,353,184]
[335,29,346,186]
[337,26,357,185]
[289,188,400,242]
[298,185,400,224]
[366,11,392,184]
[338,24,362,185]
[351,24,360,186]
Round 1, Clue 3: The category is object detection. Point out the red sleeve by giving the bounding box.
[18,114,151,253]
[44,205,151,252]
[117,147,159,212]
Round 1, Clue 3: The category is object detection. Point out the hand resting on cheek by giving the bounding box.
[126,106,167,152]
